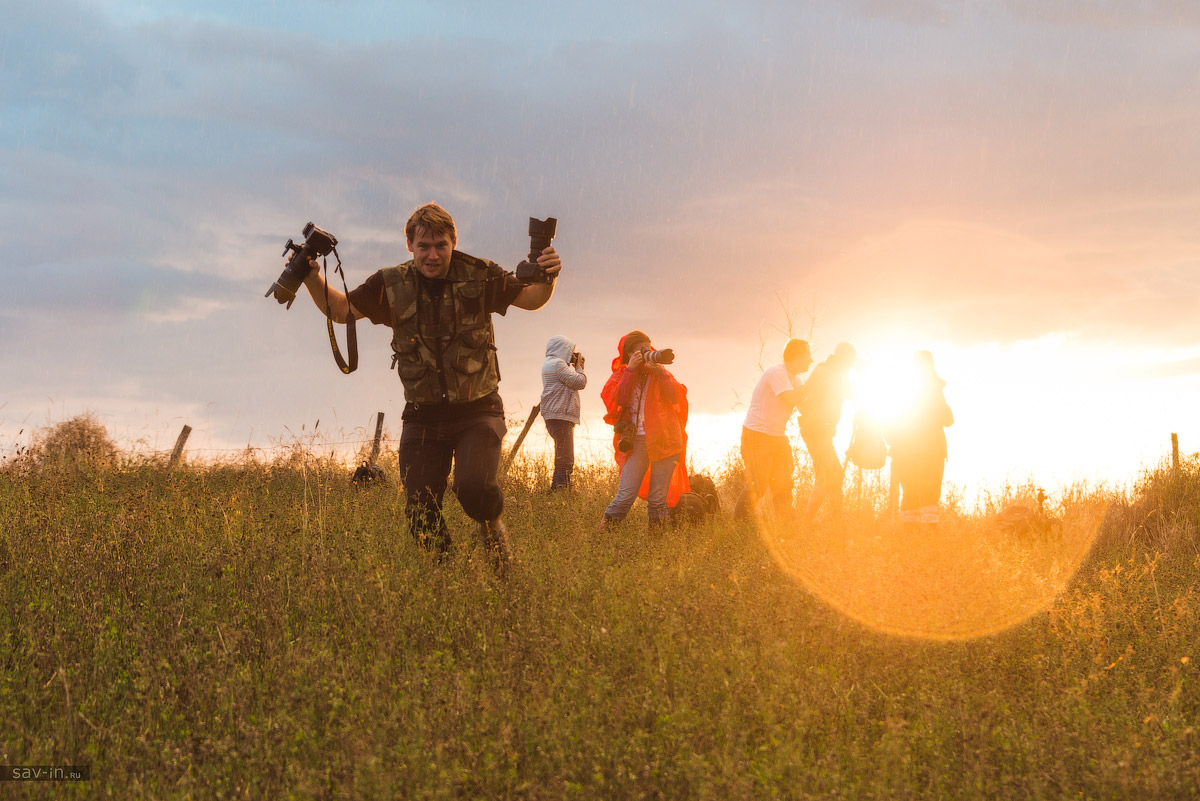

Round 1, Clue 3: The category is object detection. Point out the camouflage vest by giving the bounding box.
[381,251,501,405]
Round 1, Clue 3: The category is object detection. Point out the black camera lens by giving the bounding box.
[527,216,558,262]
[515,216,558,285]
[266,222,339,308]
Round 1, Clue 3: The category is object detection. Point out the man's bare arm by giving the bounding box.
[301,259,364,323]
[778,386,807,412]
[512,246,562,310]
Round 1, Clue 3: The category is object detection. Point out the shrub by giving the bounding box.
[21,413,119,472]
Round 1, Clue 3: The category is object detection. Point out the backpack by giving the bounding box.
[687,473,722,517]
[668,472,723,524]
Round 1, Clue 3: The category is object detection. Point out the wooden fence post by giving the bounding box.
[168,424,192,468]
[502,404,541,476]
[887,462,899,515]
[1172,432,1179,471]
[369,412,385,464]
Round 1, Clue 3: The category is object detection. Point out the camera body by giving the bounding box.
[614,420,637,453]
[569,351,583,368]
[265,222,339,309]
[515,216,558,284]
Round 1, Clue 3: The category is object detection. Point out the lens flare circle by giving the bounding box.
[753,494,1104,641]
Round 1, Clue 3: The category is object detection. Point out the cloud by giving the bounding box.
[1127,352,1200,380]
[1000,0,1200,29]
[778,217,1200,346]
[844,0,966,25]
[3,0,1200,465]
[5,254,245,325]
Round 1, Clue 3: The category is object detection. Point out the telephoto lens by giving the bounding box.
[645,348,674,365]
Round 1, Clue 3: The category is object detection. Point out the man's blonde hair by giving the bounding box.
[405,202,457,244]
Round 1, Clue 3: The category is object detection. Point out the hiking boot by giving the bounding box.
[478,518,513,577]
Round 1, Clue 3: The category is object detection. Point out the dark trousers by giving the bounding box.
[800,428,846,518]
[544,418,576,490]
[802,430,844,489]
[893,455,946,513]
[398,412,507,553]
[735,427,794,519]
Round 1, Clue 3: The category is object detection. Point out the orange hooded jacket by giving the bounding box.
[601,334,691,505]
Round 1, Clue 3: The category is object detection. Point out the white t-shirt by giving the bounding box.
[743,364,799,437]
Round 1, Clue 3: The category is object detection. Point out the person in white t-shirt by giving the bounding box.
[734,339,813,521]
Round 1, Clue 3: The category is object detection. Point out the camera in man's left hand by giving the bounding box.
[515,216,558,284]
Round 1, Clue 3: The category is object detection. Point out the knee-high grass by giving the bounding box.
[1,418,1197,799]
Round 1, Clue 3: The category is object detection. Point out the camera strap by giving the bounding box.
[321,248,359,374]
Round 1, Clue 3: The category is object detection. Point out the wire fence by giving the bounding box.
[0,415,753,486]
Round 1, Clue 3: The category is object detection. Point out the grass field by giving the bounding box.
[1,421,1199,799]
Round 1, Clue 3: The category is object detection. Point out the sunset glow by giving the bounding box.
[4,3,1196,493]
[4,4,1199,793]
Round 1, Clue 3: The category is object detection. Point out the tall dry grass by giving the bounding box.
[0,418,1197,798]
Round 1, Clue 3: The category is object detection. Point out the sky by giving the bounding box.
[2,0,1198,495]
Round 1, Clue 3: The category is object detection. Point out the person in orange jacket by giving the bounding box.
[599,331,690,530]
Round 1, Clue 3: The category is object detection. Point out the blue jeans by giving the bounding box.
[603,435,680,524]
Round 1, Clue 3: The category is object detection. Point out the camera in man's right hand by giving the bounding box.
[515,216,558,284]
[265,222,339,309]
[614,420,637,453]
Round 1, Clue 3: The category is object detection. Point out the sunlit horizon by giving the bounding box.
[3,326,1193,506]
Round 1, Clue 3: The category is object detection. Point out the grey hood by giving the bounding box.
[544,335,575,362]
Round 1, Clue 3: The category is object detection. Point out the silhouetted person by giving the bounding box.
[800,342,857,525]
[887,350,954,528]
[734,339,813,521]
[539,335,586,491]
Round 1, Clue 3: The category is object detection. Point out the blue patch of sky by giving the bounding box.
[7,256,240,318]
[93,0,695,48]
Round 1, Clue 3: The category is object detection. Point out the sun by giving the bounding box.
[850,358,925,434]
[834,332,949,442]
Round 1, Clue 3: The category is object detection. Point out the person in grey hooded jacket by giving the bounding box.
[540,335,587,490]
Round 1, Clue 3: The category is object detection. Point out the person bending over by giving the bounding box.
[735,338,813,522]
[799,342,857,525]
